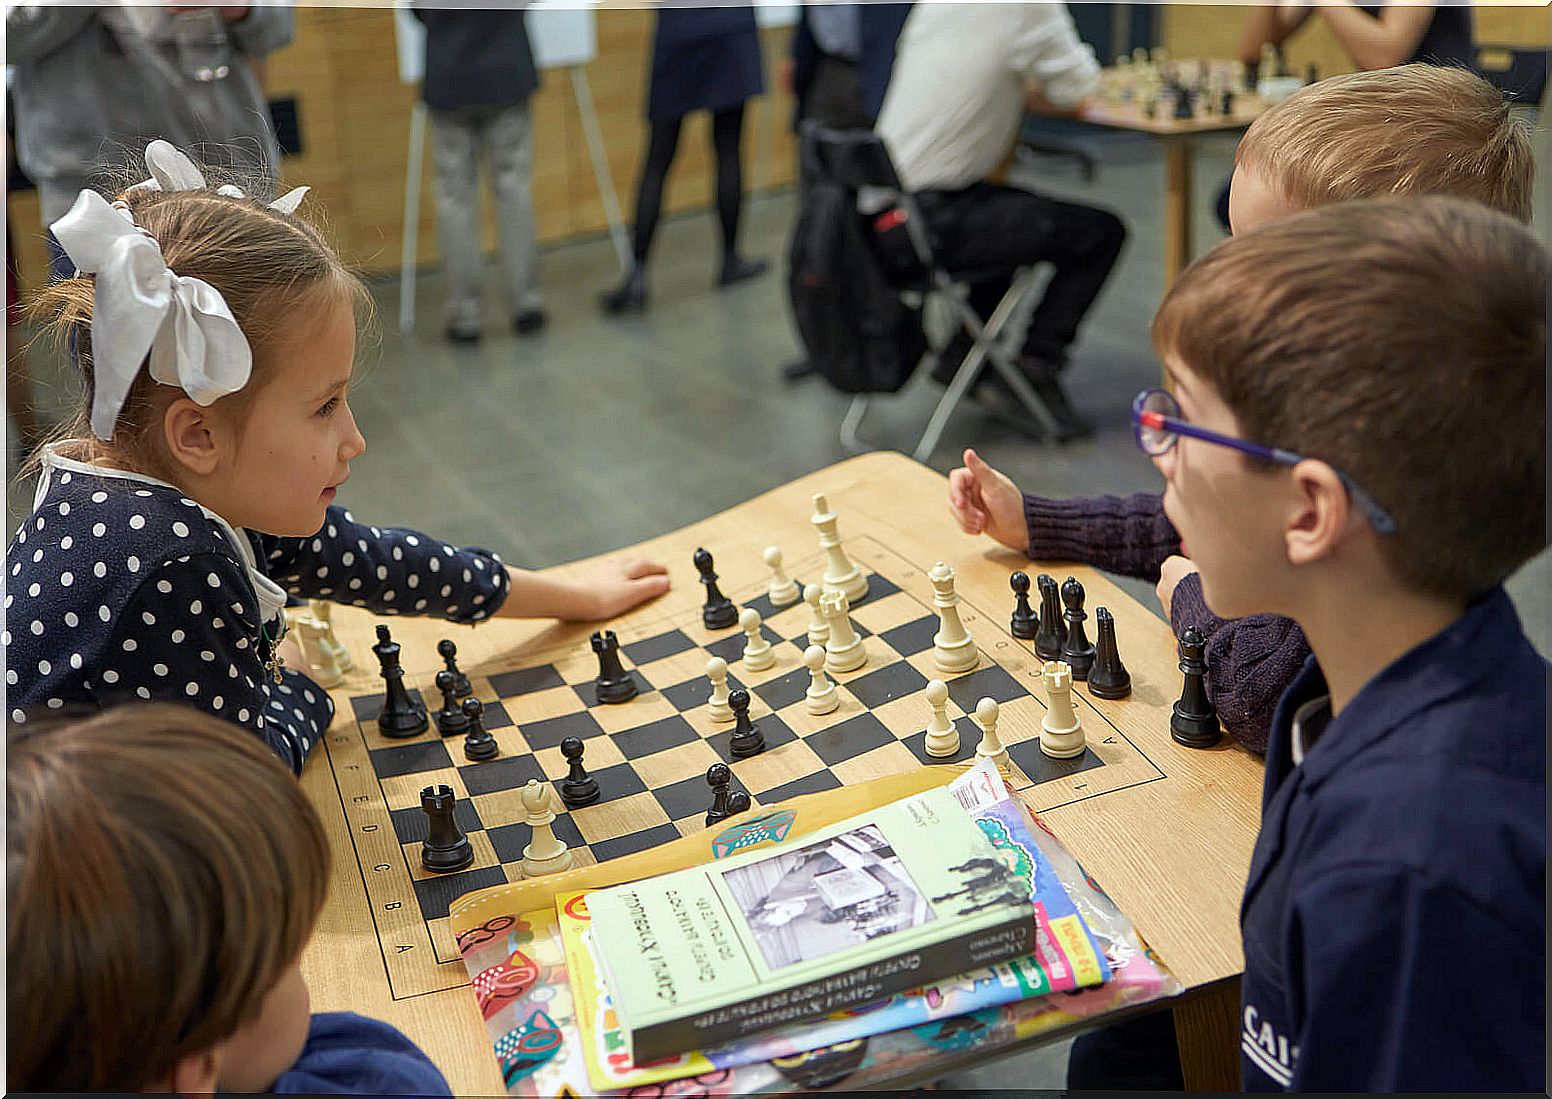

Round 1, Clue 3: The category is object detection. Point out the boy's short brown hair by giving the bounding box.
[7,705,330,1091]
[1153,196,1546,601]
[1236,64,1534,223]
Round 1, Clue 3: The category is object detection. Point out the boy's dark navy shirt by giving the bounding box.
[274,1012,451,1095]
[1239,585,1546,1091]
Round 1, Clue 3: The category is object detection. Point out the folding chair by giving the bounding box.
[807,125,1063,460]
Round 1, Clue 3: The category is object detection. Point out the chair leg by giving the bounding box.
[839,394,872,454]
[909,270,1060,460]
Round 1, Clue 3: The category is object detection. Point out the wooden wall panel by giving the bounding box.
[7,6,799,292]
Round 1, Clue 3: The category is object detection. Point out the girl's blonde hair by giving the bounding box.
[29,159,368,480]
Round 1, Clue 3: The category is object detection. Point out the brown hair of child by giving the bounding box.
[1153,196,1546,602]
[27,162,369,483]
[1236,64,1534,223]
[7,704,330,1091]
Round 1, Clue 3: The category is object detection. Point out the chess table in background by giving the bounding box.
[297,454,1265,1094]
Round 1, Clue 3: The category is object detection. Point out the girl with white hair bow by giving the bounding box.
[7,141,669,772]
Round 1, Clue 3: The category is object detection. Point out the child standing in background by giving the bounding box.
[7,141,668,771]
[8,704,453,1094]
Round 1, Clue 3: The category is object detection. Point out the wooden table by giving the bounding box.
[1077,93,1269,287]
[299,452,1263,1094]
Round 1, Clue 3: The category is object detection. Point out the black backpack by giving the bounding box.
[787,134,926,395]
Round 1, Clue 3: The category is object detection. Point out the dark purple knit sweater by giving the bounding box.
[1023,490,1312,756]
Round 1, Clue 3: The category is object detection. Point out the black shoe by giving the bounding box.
[973,374,1095,443]
[513,308,547,335]
[718,255,768,288]
[1018,353,1095,440]
[445,324,481,346]
[781,358,817,382]
[599,268,647,315]
[930,332,976,387]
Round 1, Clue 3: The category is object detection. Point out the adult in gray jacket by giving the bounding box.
[8,3,291,276]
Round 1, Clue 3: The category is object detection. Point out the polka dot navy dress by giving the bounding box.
[6,450,510,772]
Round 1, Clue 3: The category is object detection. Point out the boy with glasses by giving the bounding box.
[948,63,1534,754]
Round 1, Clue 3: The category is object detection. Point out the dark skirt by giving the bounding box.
[647,7,764,122]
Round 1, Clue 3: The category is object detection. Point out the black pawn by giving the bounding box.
[705,762,751,827]
[1172,84,1194,120]
[420,784,474,872]
[434,670,470,737]
[373,624,428,738]
[1170,626,1222,748]
[727,688,765,759]
[1033,574,1067,660]
[1220,88,1235,115]
[461,697,500,761]
[1009,571,1038,640]
[559,735,600,808]
[437,639,472,698]
[591,629,638,704]
[1087,607,1132,700]
[1059,577,1096,679]
[694,547,739,630]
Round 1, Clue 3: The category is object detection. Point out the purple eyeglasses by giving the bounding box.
[1131,388,1396,535]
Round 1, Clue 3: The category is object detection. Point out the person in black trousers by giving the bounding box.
[600,5,768,314]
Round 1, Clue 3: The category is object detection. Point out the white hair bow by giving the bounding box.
[49,141,309,440]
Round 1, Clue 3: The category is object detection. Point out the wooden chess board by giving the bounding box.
[298,454,1264,1094]
[324,536,1165,1000]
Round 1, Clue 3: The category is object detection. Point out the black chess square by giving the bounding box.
[751,665,812,712]
[589,761,650,802]
[756,769,843,802]
[862,573,902,602]
[351,688,427,725]
[391,798,484,845]
[458,754,547,796]
[707,713,798,762]
[592,822,685,862]
[611,715,700,760]
[882,615,940,658]
[902,727,977,766]
[572,670,652,708]
[845,661,930,710]
[741,583,805,623]
[488,665,564,698]
[443,698,511,734]
[369,739,452,780]
[661,671,744,713]
[622,629,696,665]
[519,711,605,751]
[945,664,1030,711]
[412,865,510,921]
[803,712,895,767]
[487,814,585,864]
[705,625,782,665]
[1007,740,1106,786]
[651,770,734,822]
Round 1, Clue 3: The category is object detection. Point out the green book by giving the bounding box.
[586,786,1036,1062]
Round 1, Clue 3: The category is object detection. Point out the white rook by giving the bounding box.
[820,589,867,673]
[1040,660,1086,759]
[929,561,979,674]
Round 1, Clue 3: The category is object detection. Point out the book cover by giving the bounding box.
[586,784,1036,1062]
[557,759,1113,1091]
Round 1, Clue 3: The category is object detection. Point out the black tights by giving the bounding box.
[629,105,747,266]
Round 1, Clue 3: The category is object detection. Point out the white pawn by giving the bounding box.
[821,589,867,674]
[973,697,1009,773]
[1040,660,1087,759]
[706,656,734,723]
[804,644,839,715]
[928,561,979,674]
[519,780,573,877]
[739,607,775,672]
[923,679,959,759]
[803,583,829,648]
[764,546,800,607]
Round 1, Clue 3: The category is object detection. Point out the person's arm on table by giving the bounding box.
[1316,1,1435,70]
[497,558,670,623]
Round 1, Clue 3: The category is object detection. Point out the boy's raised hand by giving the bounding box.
[948,449,1030,554]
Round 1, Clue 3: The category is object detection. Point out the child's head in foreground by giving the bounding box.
[33,142,369,538]
[1229,64,1534,233]
[7,704,330,1092]
[1150,196,1546,622]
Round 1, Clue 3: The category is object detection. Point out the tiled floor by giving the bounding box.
[7,121,1547,1089]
